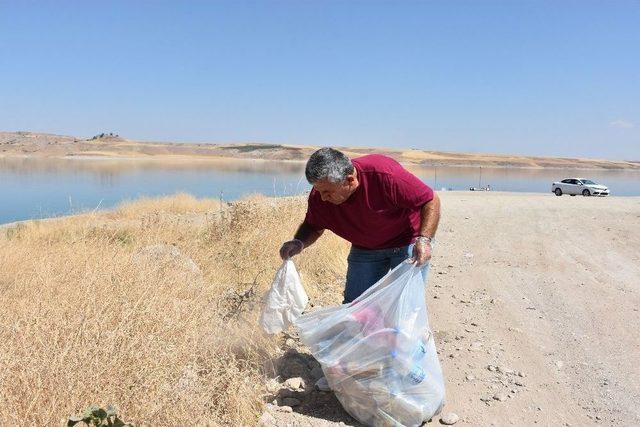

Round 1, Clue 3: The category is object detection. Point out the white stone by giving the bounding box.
[257,411,277,427]
[284,377,305,390]
[440,412,460,425]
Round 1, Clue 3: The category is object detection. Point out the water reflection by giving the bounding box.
[1,156,639,225]
[0,156,305,176]
[0,156,308,224]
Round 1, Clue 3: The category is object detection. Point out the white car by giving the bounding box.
[551,178,609,197]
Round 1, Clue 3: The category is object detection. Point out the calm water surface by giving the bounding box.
[1,156,639,225]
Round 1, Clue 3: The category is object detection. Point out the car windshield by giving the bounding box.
[581,179,596,185]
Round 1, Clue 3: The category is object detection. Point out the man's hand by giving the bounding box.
[279,239,304,260]
[411,239,432,266]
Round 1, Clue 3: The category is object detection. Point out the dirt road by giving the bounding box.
[263,192,640,426]
[428,192,640,425]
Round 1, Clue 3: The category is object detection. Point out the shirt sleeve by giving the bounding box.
[388,165,434,209]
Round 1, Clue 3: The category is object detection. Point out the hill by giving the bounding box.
[1,131,638,170]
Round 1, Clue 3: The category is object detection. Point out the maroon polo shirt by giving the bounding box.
[304,154,434,249]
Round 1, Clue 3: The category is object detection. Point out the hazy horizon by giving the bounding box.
[3,128,640,163]
[1,1,638,161]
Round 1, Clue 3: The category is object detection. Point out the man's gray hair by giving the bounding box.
[305,147,355,184]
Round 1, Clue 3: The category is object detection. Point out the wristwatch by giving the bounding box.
[416,235,433,246]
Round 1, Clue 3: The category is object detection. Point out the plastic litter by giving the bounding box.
[260,260,308,334]
[315,376,331,391]
[295,260,445,426]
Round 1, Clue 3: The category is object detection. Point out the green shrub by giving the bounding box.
[67,405,136,427]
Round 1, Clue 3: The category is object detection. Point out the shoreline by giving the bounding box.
[2,152,640,172]
[3,191,639,229]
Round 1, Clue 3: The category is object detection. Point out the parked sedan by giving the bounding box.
[551,178,609,196]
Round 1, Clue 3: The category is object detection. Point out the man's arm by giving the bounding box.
[294,221,325,248]
[419,192,440,239]
[412,192,441,266]
[279,221,325,259]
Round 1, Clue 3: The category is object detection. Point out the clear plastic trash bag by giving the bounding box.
[260,260,309,334]
[295,260,445,426]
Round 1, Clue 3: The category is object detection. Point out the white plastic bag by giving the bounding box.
[260,260,309,334]
[295,261,445,426]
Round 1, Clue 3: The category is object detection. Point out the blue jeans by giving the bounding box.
[343,243,431,304]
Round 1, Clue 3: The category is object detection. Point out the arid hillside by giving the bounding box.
[2,131,638,170]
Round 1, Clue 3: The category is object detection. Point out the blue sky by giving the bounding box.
[1,1,638,160]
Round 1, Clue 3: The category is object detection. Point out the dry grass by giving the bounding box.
[0,193,349,426]
[111,193,225,219]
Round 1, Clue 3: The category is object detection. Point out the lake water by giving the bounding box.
[1,156,639,225]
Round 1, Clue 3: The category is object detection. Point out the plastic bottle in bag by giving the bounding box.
[393,327,431,354]
[380,372,423,426]
[391,333,431,385]
[392,328,414,353]
[383,392,426,427]
[391,350,427,385]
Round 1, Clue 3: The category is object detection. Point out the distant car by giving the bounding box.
[551,178,609,197]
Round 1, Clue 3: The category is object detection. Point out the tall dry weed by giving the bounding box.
[0,193,349,425]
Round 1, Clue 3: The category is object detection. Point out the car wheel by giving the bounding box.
[554,188,562,196]
[570,194,576,196]
[582,189,590,196]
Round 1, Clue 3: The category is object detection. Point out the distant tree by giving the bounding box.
[89,132,119,141]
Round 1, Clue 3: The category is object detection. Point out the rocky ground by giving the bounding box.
[258,192,640,426]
